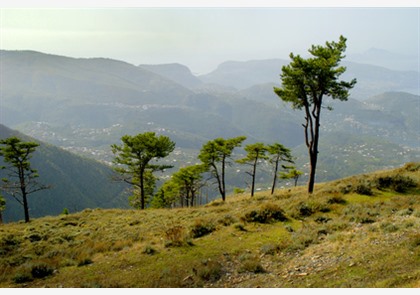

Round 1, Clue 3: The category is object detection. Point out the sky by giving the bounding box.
[0,2,419,74]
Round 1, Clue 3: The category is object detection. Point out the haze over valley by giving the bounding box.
[0,7,419,222]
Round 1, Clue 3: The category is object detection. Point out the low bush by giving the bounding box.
[260,243,280,255]
[218,214,237,226]
[30,262,54,278]
[238,254,265,274]
[327,195,347,205]
[355,182,373,196]
[403,162,420,172]
[293,201,330,218]
[143,245,158,255]
[164,225,187,247]
[190,219,216,238]
[0,234,21,256]
[196,259,223,282]
[376,175,416,193]
[12,272,33,284]
[233,223,247,232]
[242,203,288,224]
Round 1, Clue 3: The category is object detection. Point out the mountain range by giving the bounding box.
[0,49,419,221]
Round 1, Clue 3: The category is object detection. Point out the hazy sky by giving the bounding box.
[1,5,419,74]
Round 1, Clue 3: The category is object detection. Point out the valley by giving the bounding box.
[0,49,419,222]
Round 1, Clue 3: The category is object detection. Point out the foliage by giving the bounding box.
[111,132,175,209]
[354,182,374,196]
[0,137,50,222]
[198,136,246,201]
[237,142,269,197]
[242,203,288,223]
[190,219,216,238]
[375,175,416,193]
[238,253,265,274]
[151,180,180,209]
[164,225,188,247]
[280,166,303,187]
[171,164,207,207]
[274,36,356,193]
[196,259,224,282]
[267,143,294,194]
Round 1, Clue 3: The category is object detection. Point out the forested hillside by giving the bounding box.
[0,50,419,207]
[0,124,128,222]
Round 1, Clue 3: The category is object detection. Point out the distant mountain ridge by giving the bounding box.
[139,63,203,89]
[0,50,418,206]
[198,58,419,98]
[348,47,419,72]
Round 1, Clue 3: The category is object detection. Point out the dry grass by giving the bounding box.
[0,162,419,287]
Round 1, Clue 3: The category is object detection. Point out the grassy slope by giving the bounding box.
[1,163,419,288]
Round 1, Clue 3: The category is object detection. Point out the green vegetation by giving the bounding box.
[0,124,129,223]
[198,136,246,201]
[0,163,418,287]
[0,137,50,223]
[274,35,357,193]
[237,142,269,197]
[111,132,176,209]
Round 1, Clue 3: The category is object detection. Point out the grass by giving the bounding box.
[0,162,419,287]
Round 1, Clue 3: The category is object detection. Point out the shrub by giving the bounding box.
[260,243,279,255]
[77,257,93,267]
[143,245,158,255]
[287,232,316,251]
[0,234,21,256]
[238,254,265,274]
[380,222,399,233]
[12,272,33,284]
[327,195,347,205]
[234,223,247,232]
[355,182,373,196]
[315,216,332,223]
[190,219,216,238]
[196,259,223,282]
[376,175,416,193]
[408,233,420,249]
[403,162,420,172]
[164,225,187,247]
[218,214,237,226]
[242,203,288,224]
[27,233,43,243]
[233,187,245,194]
[396,208,414,216]
[293,201,330,218]
[30,262,54,278]
[296,202,314,217]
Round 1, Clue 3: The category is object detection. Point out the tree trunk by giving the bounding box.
[22,193,30,223]
[251,158,257,197]
[19,166,30,222]
[221,157,226,201]
[0,211,3,224]
[271,156,279,195]
[308,103,321,194]
[140,169,145,209]
[308,151,317,194]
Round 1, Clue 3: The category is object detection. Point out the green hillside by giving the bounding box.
[0,124,129,223]
[1,50,419,194]
[0,163,419,287]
